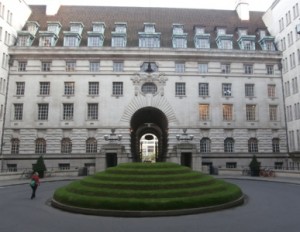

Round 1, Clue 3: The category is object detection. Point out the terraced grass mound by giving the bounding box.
[52,162,244,216]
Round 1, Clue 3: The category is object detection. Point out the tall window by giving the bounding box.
[112,82,123,96]
[66,61,76,72]
[175,62,185,73]
[88,82,99,95]
[269,105,278,121]
[39,82,50,95]
[16,82,25,96]
[199,104,209,121]
[245,84,255,97]
[224,138,234,152]
[41,62,51,72]
[246,105,256,121]
[18,62,27,71]
[200,138,211,152]
[244,64,253,74]
[268,84,276,98]
[86,138,97,153]
[175,83,186,96]
[11,138,20,154]
[61,138,72,154]
[272,138,280,153]
[113,61,124,72]
[222,83,232,96]
[87,103,98,120]
[221,64,230,74]
[90,61,100,72]
[14,104,23,120]
[266,65,274,75]
[63,103,74,120]
[199,63,208,73]
[199,83,209,96]
[223,104,233,121]
[64,82,75,95]
[248,138,258,153]
[38,104,49,120]
[35,138,46,154]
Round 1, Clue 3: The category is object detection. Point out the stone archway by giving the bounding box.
[130,107,168,162]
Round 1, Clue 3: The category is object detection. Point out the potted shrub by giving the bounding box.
[33,155,47,178]
[249,155,260,176]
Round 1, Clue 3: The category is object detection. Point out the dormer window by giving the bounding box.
[172,24,187,48]
[38,22,61,47]
[63,22,84,47]
[27,21,40,35]
[194,26,210,49]
[237,28,256,50]
[111,22,127,47]
[257,29,276,51]
[16,33,34,46]
[215,27,233,49]
[47,21,61,35]
[70,22,84,34]
[139,23,161,48]
[87,22,105,47]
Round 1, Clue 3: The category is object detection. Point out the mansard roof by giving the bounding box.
[26,5,268,49]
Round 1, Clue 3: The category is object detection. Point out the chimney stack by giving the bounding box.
[235,0,250,21]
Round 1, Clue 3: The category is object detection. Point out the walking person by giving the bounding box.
[30,172,40,199]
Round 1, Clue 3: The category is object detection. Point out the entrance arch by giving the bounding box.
[130,107,168,162]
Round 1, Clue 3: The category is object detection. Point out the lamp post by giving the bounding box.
[176,129,194,142]
[104,129,122,143]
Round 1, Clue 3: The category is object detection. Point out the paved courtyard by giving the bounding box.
[0,178,300,232]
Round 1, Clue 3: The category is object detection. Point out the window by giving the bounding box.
[272,138,280,153]
[59,163,70,170]
[199,104,209,120]
[219,40,233,49]
[175,62,185,73]
[139,37,160,48]
[241,40,255,50]
[172,37,187,48]
[285,81,291,96]
[279,17,284,31]
[175,82,186,96]
[199,63,208,73]
[86,138,97,153]
[11,139,20,154]
[16,82,25,96]
[245,84,255,97]
[266,65,274,75]
[292,77,298,94]
[88,82,99,95]
[39,82,50,95]
[226,162,237,168]
[195,38,210,49]
[64,36,79,47]
[66,61,76,72]
[61,138,72,154]
[268,85,276,98]
[221,64,230,74]
[7,164,17,172]
[18,62,27,72]
[90,61,100,72]
[269,105,278,121]
[286,11,291,25]
[141,83,157,94]
[64,82,75,95]
[224,138,234,152]
[244,64,253,74]
[113,61,124,72]
[88,36,102,47]
[293,3,299,18]
[112,37,126,47]
[290,53,296,69]
[112,82,123,96]
[222,83,232,96]
[200,138,211,152]
[38,104,49,120]
[248,138,258,153]
[87,103,98,120]
[41,62,51,72]
[246,105,256,121]
[223,104,233,121]
[14,104,23,120]
[39,36,55,47]
[63,103,74,120]
[35,138,46,154]
[199,83,209,96]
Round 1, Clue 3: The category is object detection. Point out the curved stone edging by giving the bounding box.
[51,195,245,217]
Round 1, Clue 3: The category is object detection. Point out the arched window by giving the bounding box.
[200,138,211,152]
[11,138,20,154]
[248,138,258,153]
[224,138,234,152]
[141,82,157,94]
[272,138,280,153]
[61,138,72,154]
[35,138,46,154]
[86,137,97,153]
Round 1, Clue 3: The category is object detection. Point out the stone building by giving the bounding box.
[1,1,289,173]
[263,0,300,168]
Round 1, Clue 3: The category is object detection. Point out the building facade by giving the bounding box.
[1,2,289,173]
[263,0,300,167]
[0,0,31,171]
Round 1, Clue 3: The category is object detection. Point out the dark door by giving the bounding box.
[106,153,117,168]
[181,152,192,168]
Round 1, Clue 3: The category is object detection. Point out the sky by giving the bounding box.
[25,0,275,12]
